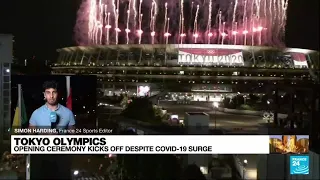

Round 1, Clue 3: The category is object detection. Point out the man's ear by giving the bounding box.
[43,92,46,100]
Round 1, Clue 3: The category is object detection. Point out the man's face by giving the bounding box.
[44,88,58,105]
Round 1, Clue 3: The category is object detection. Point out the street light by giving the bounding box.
[213,102,219,108]
[213,102,219,128]
[73,170,79,176]
[243,159,248,180]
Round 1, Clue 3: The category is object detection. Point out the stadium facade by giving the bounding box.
[52,44,319,101]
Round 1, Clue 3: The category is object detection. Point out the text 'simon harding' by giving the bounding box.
[14,128,113,134]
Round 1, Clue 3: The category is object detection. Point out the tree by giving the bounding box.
[153,105,168,122]
[261,94,268,104]
[180,164,207,180]
[249,94,259,104]
[122,98,158,122]
[118,154,181,180]
[153,105,162,117]
[116,129,139,179]
[156,155,181,179]
[222,97,231,108]
[235,95,245,106]
[0,152,22,179]
[116,130,181,180]
[120,95,129,109]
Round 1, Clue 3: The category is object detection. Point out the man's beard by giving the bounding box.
[46,99,58,106]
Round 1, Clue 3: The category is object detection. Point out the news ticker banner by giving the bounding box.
[12,135,269,154]
[11,135,269,154]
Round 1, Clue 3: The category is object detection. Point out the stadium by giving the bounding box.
[51,44,319,102]
[50,0,320,103]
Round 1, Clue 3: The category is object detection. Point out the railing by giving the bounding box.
[233,155,245,179]
[148,90,167,104]
[211,167,232,179]
[218,107,288,118]
[115,116,226,135]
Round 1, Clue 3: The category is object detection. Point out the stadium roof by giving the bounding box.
[57,44,319,55]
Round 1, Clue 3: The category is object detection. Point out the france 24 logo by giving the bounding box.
[290,156,309,175]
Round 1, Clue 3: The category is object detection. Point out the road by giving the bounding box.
[158,102,263,179]
[97,103,262,179]
[159,102,266,133]
[97,102,267,133]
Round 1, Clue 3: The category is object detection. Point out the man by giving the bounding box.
[29,80,75,130]
[28,80,73,179]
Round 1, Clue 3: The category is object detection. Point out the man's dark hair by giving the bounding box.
[43,81,58,91]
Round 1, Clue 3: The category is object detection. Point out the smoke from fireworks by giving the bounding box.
[74,0,289,46]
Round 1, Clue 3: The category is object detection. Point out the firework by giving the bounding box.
[74,0,289,46]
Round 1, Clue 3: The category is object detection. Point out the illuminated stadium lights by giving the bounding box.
[252,27,257,32]
[164,32,171,37]
[137,29,143,35]
[221,32,228,37]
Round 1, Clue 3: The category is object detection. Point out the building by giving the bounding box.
[257,152,319,179]
[0,34,13,144]
[52,44,318,102]
[183,112,210,178]
[184,112,210,135]
[52,43,320,179]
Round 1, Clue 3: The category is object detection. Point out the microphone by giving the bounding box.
[50,111,57,129]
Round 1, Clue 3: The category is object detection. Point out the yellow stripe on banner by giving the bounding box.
[12,107,21,128]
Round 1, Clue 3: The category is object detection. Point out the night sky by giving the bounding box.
[0,0,318,61]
